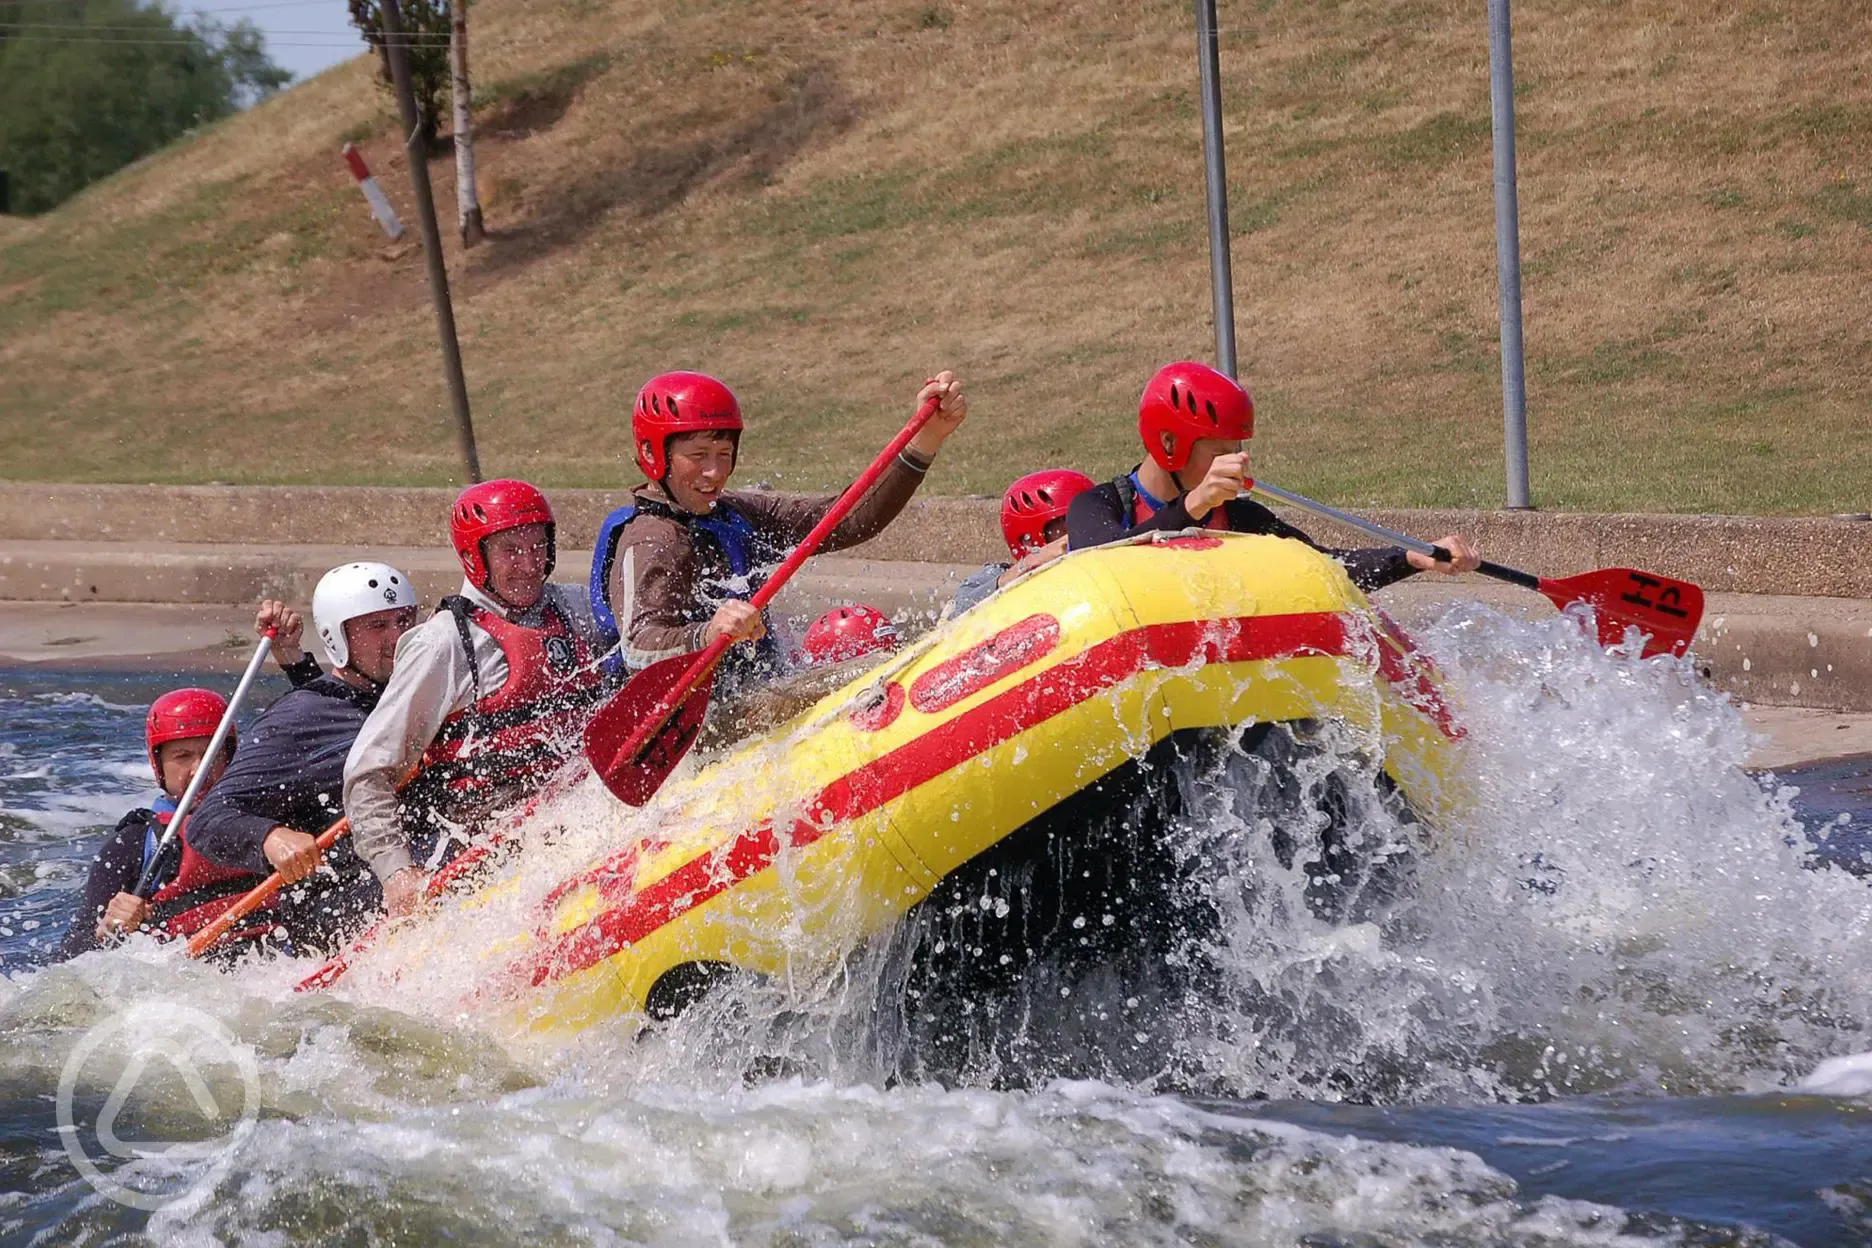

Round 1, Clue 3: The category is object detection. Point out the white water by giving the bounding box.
[3,602,1866,1241]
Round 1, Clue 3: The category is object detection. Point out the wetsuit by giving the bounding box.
[56,807,168,960]
[187,671,384,951]
[53,653,324,960]
[1064,469,1418,594]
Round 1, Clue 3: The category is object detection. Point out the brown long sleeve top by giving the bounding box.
[605,447,933,670]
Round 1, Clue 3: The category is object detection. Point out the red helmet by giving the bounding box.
[450,478,556,589]
[1138,361,1254,474]
[633,371,743,480]
[1000,469,1096,560]
[799,604,900,666]
[145,687,232,782]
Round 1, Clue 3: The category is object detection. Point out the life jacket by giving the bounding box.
[143,796,279,944]
[1116,470,1230,533]
[587,494,781,677]
[406,594,613,826]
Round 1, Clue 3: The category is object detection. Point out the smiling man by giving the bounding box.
[187,563,420,949]
[343,481,613,917]
[589,369,968,695]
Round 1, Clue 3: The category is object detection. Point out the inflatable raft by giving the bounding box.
[459,531,1466,1035]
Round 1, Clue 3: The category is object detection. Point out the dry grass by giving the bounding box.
[0,0,1867,513]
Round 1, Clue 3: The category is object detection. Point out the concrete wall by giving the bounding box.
[3,482,1871,597]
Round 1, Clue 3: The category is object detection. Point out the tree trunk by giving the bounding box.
[449,0,485,246]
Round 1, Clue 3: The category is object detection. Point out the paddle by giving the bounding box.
[291,760,588,991]
[288,832,504,990]
[1247,479,1705,658]
[185,815,351,958]
[585,393,945,805]
[129,632,276,909]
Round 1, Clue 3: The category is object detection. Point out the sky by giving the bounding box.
[186,0,367,83]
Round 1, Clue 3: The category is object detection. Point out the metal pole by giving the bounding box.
[380,0,482,483]
[1488,0,1531,508]
[1193,0,1237,378]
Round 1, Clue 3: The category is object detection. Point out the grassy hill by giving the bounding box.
[1,0,1866,513]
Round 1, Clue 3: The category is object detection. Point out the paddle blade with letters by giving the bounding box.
[1531,565,1704,659]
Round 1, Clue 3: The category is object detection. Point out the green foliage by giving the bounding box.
[346,0,453,150]
[0,0,289,215]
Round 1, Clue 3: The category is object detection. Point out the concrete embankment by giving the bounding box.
[1,484,1868,716]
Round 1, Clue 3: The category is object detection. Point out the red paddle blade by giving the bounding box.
[583,652,718,806]
[1537,567,1704,658]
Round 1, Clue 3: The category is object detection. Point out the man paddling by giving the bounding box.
[186,562,420,951]
[343,481,612,918]
[589,370,968,695]
[1065,361,1482,587]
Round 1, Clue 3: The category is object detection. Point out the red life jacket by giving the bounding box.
[146,809,279,943]
[410,596,613,825]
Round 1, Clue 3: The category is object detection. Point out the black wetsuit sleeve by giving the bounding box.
[1066,483,1133,550]
[1067,479,1252,549]
[1063,485,1415,592]
[189,683,363,874]
[187,788,277,875]
[56,811,155,960]
[283,654,324,688]
[1222,499,1417,592]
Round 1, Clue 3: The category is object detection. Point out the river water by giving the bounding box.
[1,603,1869,1246]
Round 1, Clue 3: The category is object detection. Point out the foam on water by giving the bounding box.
[3,952,1774,1248]
[314,601,1872,1103]
[1,601,1865,1240]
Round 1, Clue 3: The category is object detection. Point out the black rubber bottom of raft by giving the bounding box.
[869,722,1424,1092]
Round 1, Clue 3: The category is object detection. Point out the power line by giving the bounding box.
[1,20,442,37]
[0,26,438,47]
[16,0,355,8]
[3,32,373,45]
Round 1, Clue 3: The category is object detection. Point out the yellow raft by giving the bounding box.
[475,531,1466,1034]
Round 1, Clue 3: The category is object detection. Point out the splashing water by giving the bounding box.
[2,597,1869,1242]
[354,601,1869,1105]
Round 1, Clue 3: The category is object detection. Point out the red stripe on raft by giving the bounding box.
[510,611,1357,991]
[1370,609,1465,742]
[909,614,1061,714]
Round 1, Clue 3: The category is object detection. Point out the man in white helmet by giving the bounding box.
[188,562,421,950]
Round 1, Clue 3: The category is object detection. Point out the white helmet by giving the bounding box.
[312,562,419,668]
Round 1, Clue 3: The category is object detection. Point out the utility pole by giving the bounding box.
[1193,0,1238,378]
[381,0,482,482]
[1488,0,1531,508]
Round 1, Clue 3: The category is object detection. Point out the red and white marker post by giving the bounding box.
[341,143,406,240]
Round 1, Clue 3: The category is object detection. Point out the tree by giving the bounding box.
[347,0,452,152]
[0,0,291,215]
[449,0,485,245]
[212,18,293,108]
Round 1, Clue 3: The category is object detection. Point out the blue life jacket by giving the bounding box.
[141,794,178,880]
[588,497,765,668]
